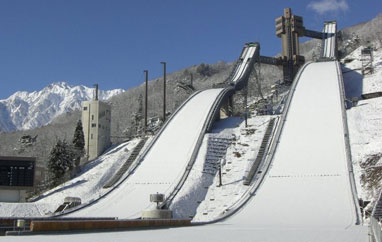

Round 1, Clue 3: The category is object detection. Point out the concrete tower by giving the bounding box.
[82,84,111,161]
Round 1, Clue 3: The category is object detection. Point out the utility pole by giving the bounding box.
[244,87,248,128]
[160,62,167,121]
[144,70,148,133]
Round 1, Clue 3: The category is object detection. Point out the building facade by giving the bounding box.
[82,100,111,161]
[0,156,35,202]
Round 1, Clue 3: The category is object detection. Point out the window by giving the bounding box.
[91,123,96,127]
[91,134,93,139]
[91,115,94,121]
[83,107,88,111]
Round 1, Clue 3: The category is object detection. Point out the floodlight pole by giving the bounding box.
[161,62,167,121]
[144,70,148,132]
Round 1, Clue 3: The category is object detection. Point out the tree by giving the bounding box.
[48,139,74,187]
[196,63,214,77]
[73,120,85,151]
[72,120,85,168]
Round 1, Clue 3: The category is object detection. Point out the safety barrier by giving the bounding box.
[29,219,191,233]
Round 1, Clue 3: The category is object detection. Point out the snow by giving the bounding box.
[220,61,360,231]
[0,139,142,217]
[343,45,382,95]
[5,61,369,242]
[170,115,272,221]
[344,45,382,201]
[2,49,378,241]
[0,82,124,132]
[66,88,226,218]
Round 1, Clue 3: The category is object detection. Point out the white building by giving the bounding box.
[82,88,111,161]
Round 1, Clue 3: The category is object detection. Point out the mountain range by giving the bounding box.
[0,82,124,132]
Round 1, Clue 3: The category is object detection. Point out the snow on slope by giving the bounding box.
[170,114,272,221]
[344,45,382,201]
[2,62,370,241]
[222,62,359,229]
[68,89,225,218]
[0,82,124,132]
[0,139,142,217]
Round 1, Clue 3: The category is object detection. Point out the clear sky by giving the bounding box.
[0,0,380,99]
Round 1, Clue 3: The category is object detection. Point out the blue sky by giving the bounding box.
[0,0,380,99]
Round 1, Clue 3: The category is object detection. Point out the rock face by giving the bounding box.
[0,82,124,132]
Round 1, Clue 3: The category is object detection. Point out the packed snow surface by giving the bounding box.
[3,62,369,241]
[7,61,368,242]
[0,82,124,132]
[2,59,374,241]
[67,88,225,218]
[223,61,359,228]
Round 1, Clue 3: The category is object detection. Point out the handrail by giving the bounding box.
[370,216,382,242]
[372,189,382,218]
[335,61,362,225]
[194,62,313,225]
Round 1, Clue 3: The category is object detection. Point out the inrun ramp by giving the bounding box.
[322,21,337,59]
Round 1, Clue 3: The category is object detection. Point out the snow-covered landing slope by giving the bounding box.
[0,140,142,217]
[226,61,359,226]
[214,61,366,240]
[67,88,225,218]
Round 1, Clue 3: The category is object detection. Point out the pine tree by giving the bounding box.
[48,139,74,187]
[73,120,85,151]
[72,120,85,168]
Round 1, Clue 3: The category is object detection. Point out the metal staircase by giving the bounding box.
[372,189,382,219]
[203,135,233,175]
[103,138,147,189]
[243,118,276,185]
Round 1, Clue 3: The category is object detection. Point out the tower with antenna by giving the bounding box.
[81,84,111,161]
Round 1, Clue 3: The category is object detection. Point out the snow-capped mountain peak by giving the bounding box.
[0,82,124,132]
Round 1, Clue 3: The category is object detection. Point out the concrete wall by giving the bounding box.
[0,189,26,202]
[82,101,111,161]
